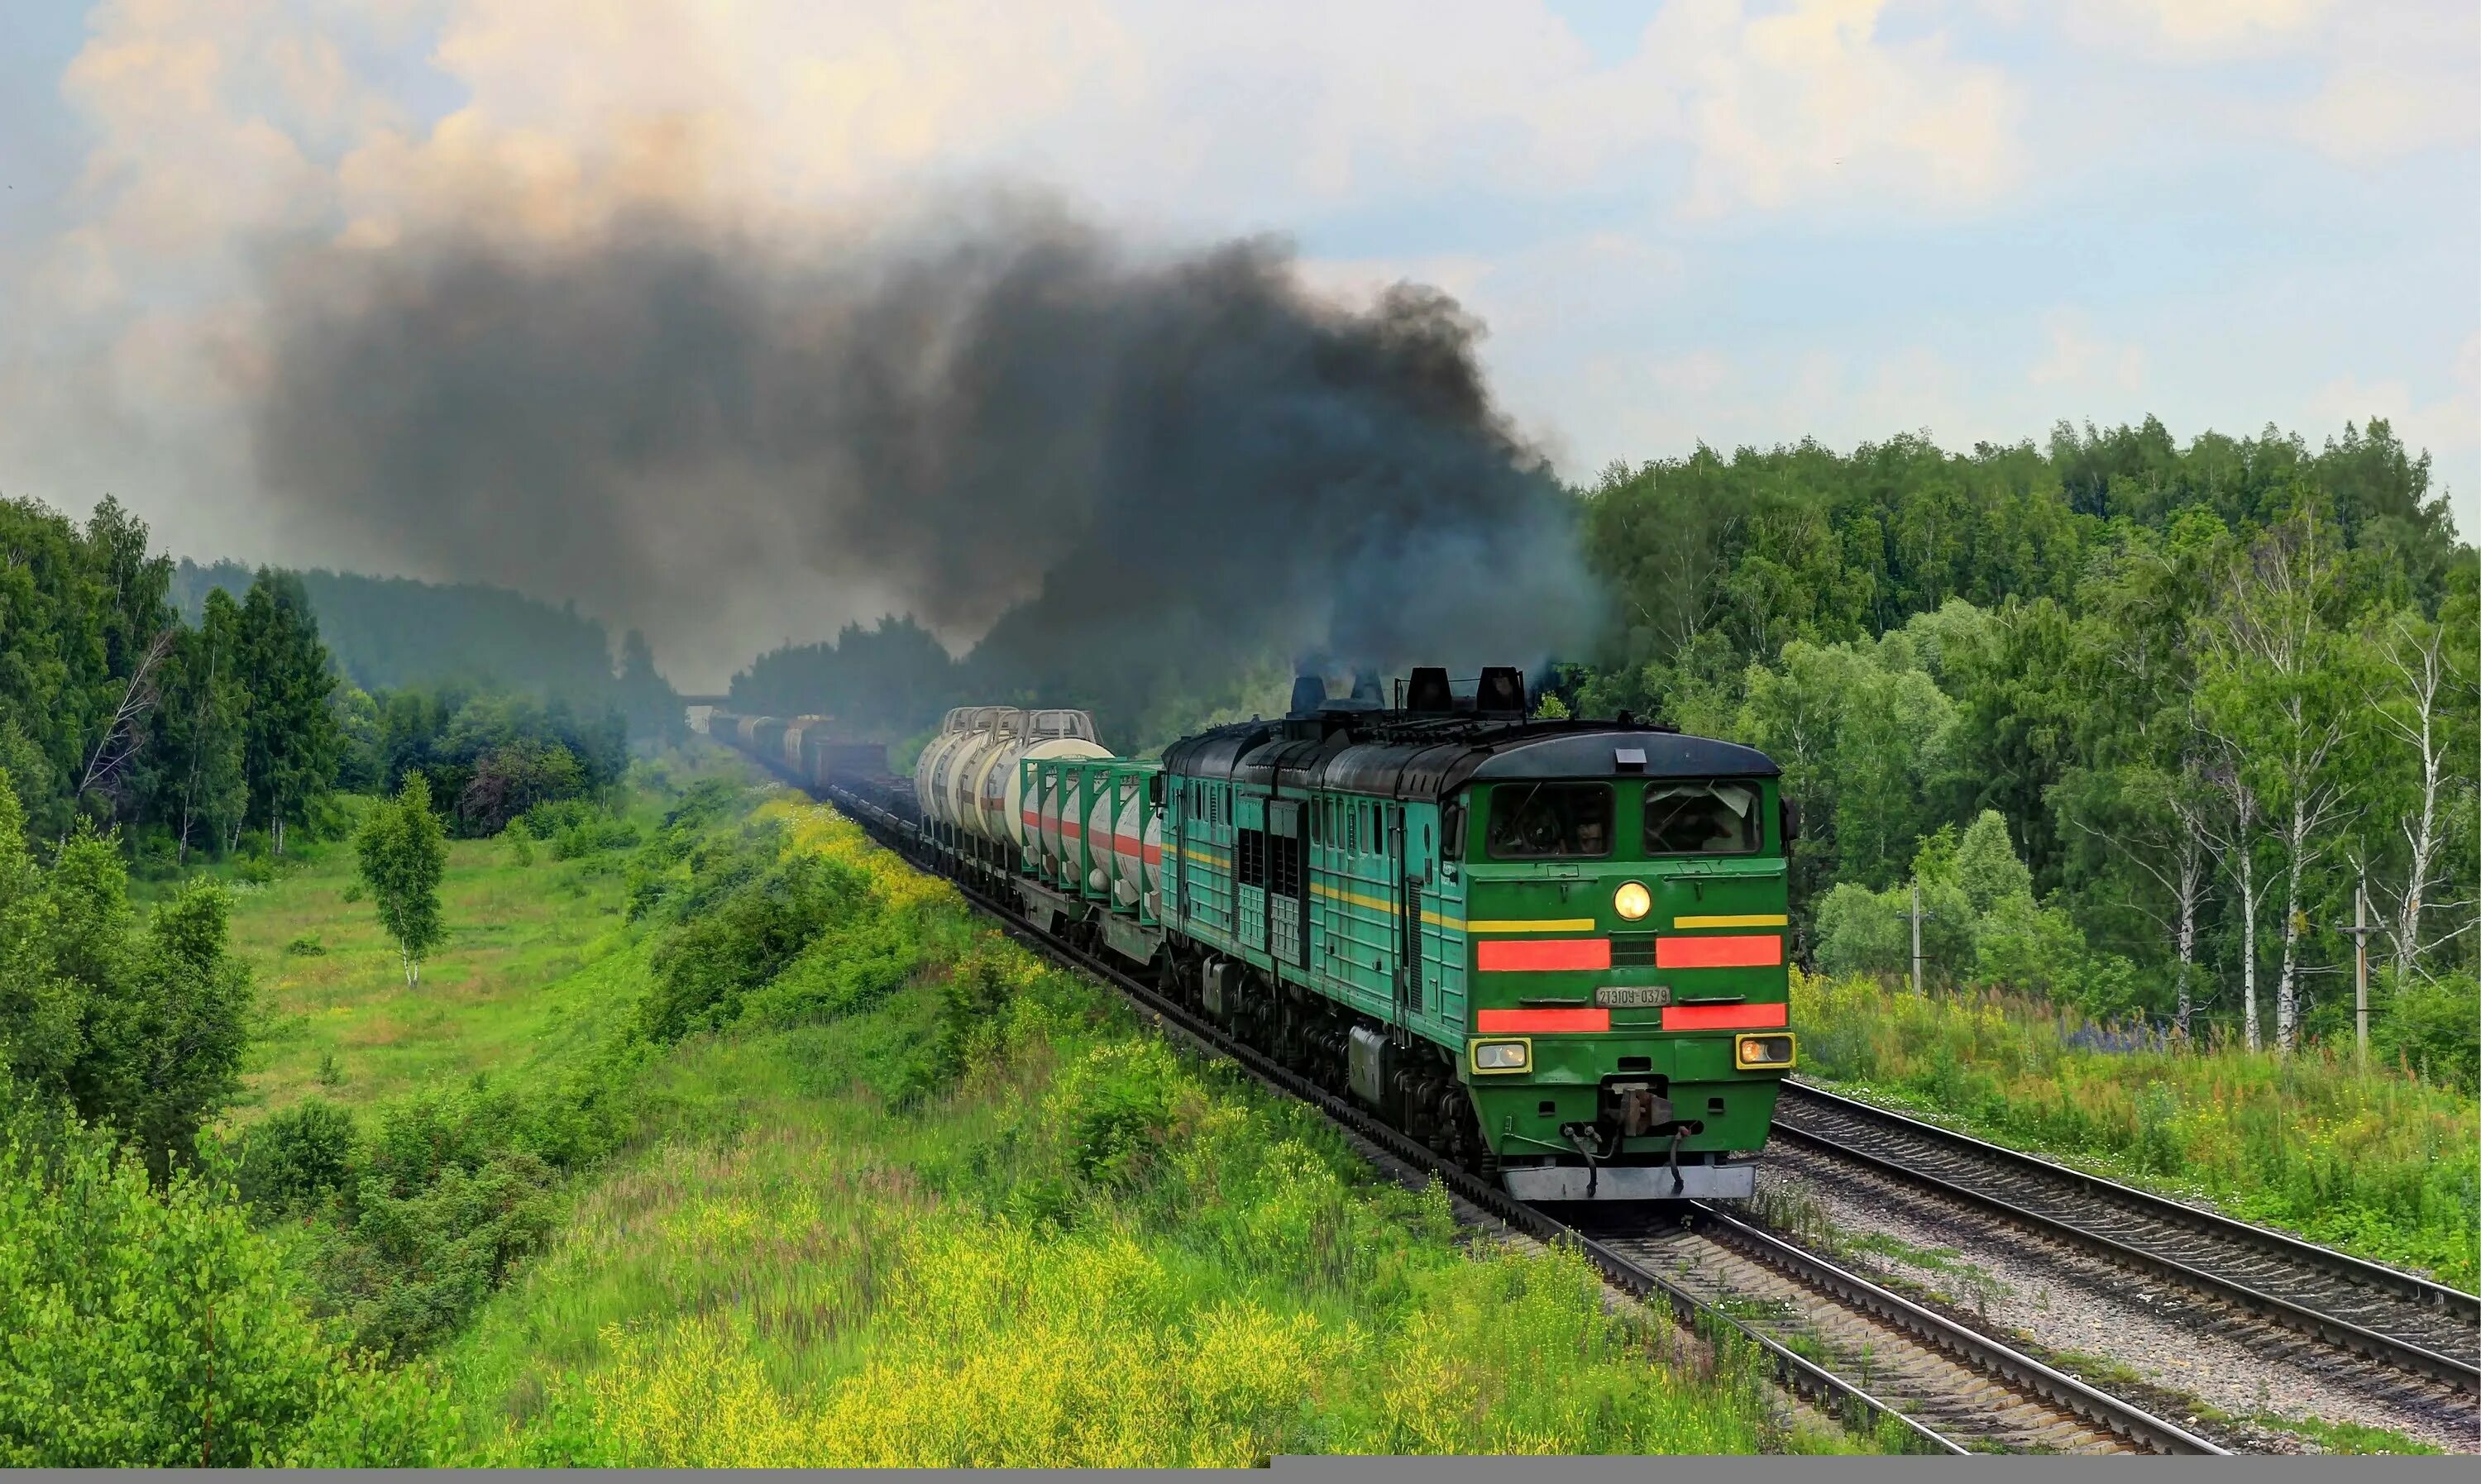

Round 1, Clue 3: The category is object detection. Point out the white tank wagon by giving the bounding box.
[1109,765,1166,918]
[919,706,1003,830]
[978,709,1108,846]
[910,709,973,819]
[944,709,1025,837]
[1023,756,1160,919]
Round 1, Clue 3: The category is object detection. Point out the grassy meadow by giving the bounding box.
[214,817,655,1119]
[1791,972,2481,1288]
[27,755,1868,1464]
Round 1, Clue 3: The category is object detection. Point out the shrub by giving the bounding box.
[284,932,327,956]
[237,1096,360,1210]
[0,1102,452,1464]
[639,854,876,1041]
[2374,972,2480,1094]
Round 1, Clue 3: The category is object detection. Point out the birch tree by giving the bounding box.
[2360,606,2470,979]
[2196,506,2354,1052]
[356,773,447,989]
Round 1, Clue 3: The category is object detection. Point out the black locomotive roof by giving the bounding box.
[1159,714,1778,801]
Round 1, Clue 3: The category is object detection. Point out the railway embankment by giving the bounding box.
[440,780,1856,1462]
[17,756,1868,1464]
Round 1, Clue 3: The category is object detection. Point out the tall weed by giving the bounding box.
[1792,971,2480,1285]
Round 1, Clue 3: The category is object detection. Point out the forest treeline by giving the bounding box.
[736,417,2474,1066]
[1559,418,2472,1070]
[171,559,681,729]
[0,497,662,862]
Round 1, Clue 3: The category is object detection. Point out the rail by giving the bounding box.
[1776,1081,2480,1394]
[813,775,2225,1453]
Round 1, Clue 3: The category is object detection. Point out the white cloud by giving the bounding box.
[2029,310,2148,394]
[2308,330,2481,504]
[2059,0,2336,56]
[1647,0,2027,217]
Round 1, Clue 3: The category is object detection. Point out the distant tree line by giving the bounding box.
[1557,417,2473,1070]
[2,496,656,864]
[171,559,682,750]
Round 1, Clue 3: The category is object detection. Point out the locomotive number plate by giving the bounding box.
[1594,985,1671,1008]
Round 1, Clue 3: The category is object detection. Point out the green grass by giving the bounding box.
[436,796,1863,1462]
[162,765,1880,1463]
[206,801,667,1119]
[2250,1413,2444,1456]
[1791,972,2481,1289]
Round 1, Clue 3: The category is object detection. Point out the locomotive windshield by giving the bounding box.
[1486,783,1613,859]
[1643,780,1762,855]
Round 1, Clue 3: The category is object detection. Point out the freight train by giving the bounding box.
[699,666,1798,1201]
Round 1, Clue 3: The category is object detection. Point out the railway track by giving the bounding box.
[1772,1081,2481,1398]
[815,778,2227,1456]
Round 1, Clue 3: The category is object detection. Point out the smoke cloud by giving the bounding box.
[253,198,1601,711]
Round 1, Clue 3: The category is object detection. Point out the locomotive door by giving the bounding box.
[1394,803,1430,1019]
[1266,799,1306,966]
[1234,793,1269,953]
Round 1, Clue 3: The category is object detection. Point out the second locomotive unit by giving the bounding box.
[711,664,1798,1202]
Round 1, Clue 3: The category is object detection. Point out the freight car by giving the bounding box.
[706,667,1798,1202]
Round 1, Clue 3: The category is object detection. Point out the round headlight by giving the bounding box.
[1613,881,1652,921]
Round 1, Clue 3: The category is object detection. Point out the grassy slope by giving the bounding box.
[217,801,662,1119]
[1792,972,2480,1288]
[208,768,1867,1463]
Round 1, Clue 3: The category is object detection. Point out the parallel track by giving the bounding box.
[814,777,2226,1456]
[1773,1081,2481,1397]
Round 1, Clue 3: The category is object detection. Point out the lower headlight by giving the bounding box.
[1734,1033,1797,1071]
[1472,1039,1531,1072]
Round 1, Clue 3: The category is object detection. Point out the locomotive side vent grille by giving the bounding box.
[1611,933,1658,966]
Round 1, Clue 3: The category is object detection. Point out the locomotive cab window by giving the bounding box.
[1486,783,1613,860]
[1643,780,1762,856]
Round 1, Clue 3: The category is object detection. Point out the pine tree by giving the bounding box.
[237,570,340,855]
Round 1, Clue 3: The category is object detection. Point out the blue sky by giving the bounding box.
[2,0,2474,658]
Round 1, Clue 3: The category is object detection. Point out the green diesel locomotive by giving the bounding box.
[712,664,1799,1202]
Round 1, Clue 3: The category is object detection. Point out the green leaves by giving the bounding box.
[355,774,447,988]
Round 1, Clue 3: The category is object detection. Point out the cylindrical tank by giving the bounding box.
[782,716,828,775]
[1083,782,1118,895]
[986,737,1111,845]
[749,718,788,766]
[911,709,970,818]
[923,707,1000,828]
[1111,786,1162,915]
[1038,767,1068,871]
[944,709,1025,838]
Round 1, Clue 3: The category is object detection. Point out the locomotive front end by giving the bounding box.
[1451,758,1795,1200]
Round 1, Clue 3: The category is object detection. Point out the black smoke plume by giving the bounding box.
[253,199,1601,732]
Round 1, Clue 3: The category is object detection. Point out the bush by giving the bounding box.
[299,1069,640,1358]
[639,854,877,1041]
[0,1102,452,1464]
[237,1096,360,1210]
[284,932,327,956]
[2374,973,2481,1094]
